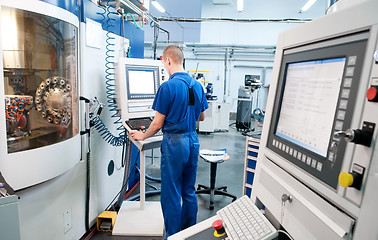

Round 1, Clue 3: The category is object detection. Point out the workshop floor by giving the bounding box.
[90,124,259,240]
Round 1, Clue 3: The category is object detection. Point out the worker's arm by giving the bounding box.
[130,111,166,141]
[198,111,206,121]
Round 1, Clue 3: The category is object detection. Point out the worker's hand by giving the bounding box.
[130,130,145,141]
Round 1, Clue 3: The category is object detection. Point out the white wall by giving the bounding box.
[143,0,202,42]
[200,0,327,45]
[199,0,327,112]
[182,53,273,112]
[146,0,328,115]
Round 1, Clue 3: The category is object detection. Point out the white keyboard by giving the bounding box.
[217,195,278,240]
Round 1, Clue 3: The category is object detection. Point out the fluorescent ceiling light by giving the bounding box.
[237,0,244,11]
[212,0,232,5]
[300,0,317,12]
[151,1,166,13]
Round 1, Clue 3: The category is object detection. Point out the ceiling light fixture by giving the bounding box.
[300,0,317,13]
[237,0,244,12]
[151,0,166,13]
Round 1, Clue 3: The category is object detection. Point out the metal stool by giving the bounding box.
[196,152,237,210]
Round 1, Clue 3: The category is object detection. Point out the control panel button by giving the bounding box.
[212,219,223,230]
[212,219,226,237]
[348,56,357,65]
[367,86,378,102]
[346,67,355,76]
[330,142,338,153]
[343,78,353,88]
[339,172,354,188]
[339,167,364,190]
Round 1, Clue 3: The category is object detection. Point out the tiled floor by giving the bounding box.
[90,126,254,240]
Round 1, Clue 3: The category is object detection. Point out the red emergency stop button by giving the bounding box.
[367,86,378,102]
[212,219,225,237]
[212,220,223,230]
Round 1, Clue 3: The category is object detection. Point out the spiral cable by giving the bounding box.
[92,3,126,146]
[91,117,125,146]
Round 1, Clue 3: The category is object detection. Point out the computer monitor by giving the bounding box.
[115,58,166,122]
[266,33,368,189]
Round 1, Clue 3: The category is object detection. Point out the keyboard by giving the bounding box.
[217,195,278,240]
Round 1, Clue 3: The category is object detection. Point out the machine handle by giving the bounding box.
[80,96,90,135]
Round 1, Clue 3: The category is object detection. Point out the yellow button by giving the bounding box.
[339,172,354,188]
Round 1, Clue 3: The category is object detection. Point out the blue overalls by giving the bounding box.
[160,78,200,239]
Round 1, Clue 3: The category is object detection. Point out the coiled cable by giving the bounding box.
[91,117,125,146]
[92,2,125,146]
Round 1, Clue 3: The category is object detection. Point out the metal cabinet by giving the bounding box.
[0,196,21,240]
[243,135,260,197]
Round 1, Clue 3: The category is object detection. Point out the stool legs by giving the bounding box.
[196,162,237,210]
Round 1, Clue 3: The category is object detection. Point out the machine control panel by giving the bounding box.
[115,58,165,122]
[252,1,378,239]
[267,33,369,190]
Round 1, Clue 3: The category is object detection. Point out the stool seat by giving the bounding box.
[196,150,236,210]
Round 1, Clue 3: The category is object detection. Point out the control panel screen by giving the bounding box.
[128,70,155,95]
[276,58,346,157]
[125,65,159,99]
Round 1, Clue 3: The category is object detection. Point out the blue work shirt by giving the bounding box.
[152,72,208,133]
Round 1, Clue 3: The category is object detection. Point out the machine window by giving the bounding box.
[3,7,79,153]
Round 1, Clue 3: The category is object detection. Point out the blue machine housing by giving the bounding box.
[80,0,144,58]
[40,0,80,17]
[40,0,144,58]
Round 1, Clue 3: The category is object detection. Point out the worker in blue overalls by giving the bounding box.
[130,45,209,239]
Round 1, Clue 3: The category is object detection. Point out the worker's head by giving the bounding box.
[162,45,184,76]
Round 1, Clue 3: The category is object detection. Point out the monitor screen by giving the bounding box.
[125,65,159,99]
[128,69,155,95]
[275,58,346,157]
